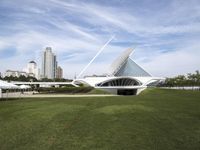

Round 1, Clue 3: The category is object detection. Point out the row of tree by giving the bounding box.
[0,75,72,82]
[1,75,38,82]
[161,70,200,87]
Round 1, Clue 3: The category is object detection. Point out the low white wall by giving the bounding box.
[136,87,146,95]
[96,87,147,95]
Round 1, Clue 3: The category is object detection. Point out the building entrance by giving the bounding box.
[117,89,137,95]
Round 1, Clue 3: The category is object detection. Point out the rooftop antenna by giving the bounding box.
[77,35,115,78]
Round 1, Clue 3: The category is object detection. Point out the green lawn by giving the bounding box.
[0,88,200,150]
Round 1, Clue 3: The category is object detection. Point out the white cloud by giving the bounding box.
[140,44,200,77]
[0,0,200,78]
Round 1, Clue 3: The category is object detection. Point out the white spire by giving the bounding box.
[77,35,115,78]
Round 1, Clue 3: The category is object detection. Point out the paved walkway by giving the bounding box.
[23,94,115,98]
[2,92,116,98]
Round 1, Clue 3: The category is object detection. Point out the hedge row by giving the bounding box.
[38,87,94,94]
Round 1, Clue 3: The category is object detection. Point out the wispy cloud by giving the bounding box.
[0,0,200,77]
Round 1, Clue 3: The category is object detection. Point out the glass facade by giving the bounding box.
[115,58,151,77]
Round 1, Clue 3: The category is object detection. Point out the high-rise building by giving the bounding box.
[24,61,40,79]
[56,66,63,79]
[41,47,57,79]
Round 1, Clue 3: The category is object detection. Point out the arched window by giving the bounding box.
[96,78,141,87]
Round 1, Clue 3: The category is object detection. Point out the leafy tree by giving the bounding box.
[162,70,200,87]
[2,75,37,82]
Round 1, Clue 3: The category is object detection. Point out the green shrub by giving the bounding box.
[38,87,94,94]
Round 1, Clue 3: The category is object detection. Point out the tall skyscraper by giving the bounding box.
[41,47,57,79]
[56,66,63,79]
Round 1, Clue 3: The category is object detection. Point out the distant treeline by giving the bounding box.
[0,75,72,82]
[161,70,200,87]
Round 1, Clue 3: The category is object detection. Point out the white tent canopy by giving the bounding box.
[0,81,10,89]
[19,85,31,89]
[0,80,20,89]
[0,80,20,98]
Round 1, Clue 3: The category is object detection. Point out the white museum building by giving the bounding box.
[74,48,163,95]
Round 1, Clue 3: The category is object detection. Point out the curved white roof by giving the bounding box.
[109,48,133,75]
[75,76,163,87]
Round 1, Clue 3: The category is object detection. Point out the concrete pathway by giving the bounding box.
[23,94,116,98]
[1,92,116,98]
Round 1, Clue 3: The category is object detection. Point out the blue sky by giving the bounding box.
[0,0,200,78]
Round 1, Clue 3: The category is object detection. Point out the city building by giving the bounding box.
[56,66,63,79]
[74,48,164,95]
[24,61,40,79]
[41,47,57,79]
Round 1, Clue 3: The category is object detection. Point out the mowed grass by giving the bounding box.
[0,88,200,150]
